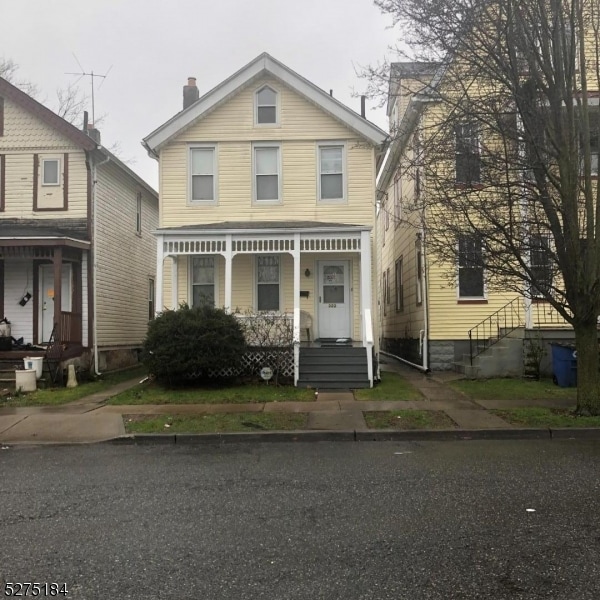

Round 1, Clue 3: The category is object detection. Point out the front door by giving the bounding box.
[39,264,72,343]
[317,260,351,339]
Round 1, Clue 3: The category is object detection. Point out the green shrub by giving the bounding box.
[142,305,247,384]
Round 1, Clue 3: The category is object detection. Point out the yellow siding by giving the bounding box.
[95,161,158,347]
[159,75,377,230]
[167,251,365,341]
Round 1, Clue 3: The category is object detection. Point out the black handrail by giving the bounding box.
[468,297,524,365]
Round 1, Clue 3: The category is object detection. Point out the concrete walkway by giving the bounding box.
[0,359,584,444]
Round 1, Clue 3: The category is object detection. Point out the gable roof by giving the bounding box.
[0,76,157,199]
[0,76,97,151]
[143,53,388,155]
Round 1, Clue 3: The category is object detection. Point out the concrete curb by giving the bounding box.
[104,427,600,445]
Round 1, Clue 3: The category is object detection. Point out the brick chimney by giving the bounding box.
[183,77,199,109]
[86,122,101,144]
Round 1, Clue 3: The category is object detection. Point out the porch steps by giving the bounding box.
[453,337,524,378]
[298,346,370,389]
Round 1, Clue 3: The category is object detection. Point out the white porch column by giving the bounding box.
[360,230,372,329]
[155,235,164,316]
[224,234,233,312]
[293,233,301,386]
[171,255,178,310]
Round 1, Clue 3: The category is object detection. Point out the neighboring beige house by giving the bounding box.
[0,76,158,376]
[143,53,387,388]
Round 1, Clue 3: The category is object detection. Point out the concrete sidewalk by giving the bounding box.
[0,360,587,445]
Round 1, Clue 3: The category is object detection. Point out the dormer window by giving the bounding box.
[255,86,278,125]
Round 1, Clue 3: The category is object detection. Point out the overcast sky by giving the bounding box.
[2,0,398,190]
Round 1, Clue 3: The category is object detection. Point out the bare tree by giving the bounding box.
[370,0,600,414]
[1,58,87,125]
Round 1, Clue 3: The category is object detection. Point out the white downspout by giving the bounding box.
[421,226,429,371]
[91,150,111,375]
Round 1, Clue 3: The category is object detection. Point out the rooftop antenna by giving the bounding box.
[65,53,112,125]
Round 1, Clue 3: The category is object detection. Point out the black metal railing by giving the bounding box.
[468,297,524,365]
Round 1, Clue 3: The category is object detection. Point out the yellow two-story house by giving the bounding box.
[0,76,158,378]
[143,53,387,388]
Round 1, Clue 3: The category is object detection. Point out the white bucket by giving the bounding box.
[15,369,36,392]
[23,357,44,380]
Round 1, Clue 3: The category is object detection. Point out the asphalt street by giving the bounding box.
[1,440,599,599]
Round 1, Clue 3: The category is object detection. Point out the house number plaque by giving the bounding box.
[328,303,337,308]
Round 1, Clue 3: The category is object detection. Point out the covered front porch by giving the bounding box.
[155,222,376,387]
[0,240,88,356]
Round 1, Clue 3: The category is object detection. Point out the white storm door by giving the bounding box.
[317,260,351,339]
[39,264,72,343]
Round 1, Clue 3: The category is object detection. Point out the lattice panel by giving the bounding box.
[186,346,294,380]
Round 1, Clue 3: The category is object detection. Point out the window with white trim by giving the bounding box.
[42,158,60,186]
[530,234,553,298]
[394,171,402,225]
[395,258,404,312]
[455,123,481,185]
[148,278,155,319]
[318,144,345,201]
[458,234,484,298]
[191,256,215,307]
[254,145,280,202]
[190,146,216,202]
[255,86,278,124]
[136,192,142,234]
[257,255,280,311]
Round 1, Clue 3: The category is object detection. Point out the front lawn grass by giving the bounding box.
[492,407,600,428]
[354,371,424,401]
[2,365,147,407]
[109,379,315,405]
[449,378,577,401]
[363,410,456,430]
[124,412,308,433]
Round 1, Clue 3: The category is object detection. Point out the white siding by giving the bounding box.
[3,260,33,343]
[94,161,158,348]
[0,97,88,219]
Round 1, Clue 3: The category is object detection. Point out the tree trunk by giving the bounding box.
[574,322,600,415]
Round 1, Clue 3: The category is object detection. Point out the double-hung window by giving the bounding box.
[42,158,60,186]
[190,146,216,203]
[530,234,553,298]
[455,123,481,185]
[458,234,484,298]
[257,255,280,311]
[136,192,142,234]
[318,144,345,201]
[256,86,278,125]
[254,144,280,202]
[191,256,215,307]
[395,258,404,312]
[394,171,402,225]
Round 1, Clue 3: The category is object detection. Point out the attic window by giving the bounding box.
[256,86,278,125]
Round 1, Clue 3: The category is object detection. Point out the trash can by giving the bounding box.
[23,357,44,380]
[550,343,577,387]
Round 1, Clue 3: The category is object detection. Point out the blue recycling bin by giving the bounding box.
[550,343,577,387]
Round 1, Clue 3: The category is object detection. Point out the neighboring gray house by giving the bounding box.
[0,76,158,373]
